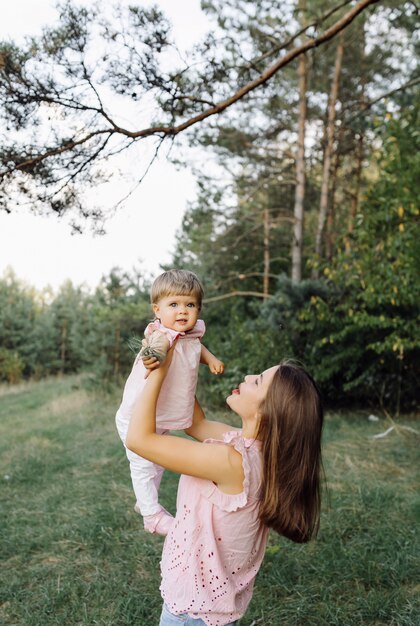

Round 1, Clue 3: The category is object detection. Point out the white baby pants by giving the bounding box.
[115,409,168,517]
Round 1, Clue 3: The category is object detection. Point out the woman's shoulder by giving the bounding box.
[207,430,262,476]
[196,431,262,510]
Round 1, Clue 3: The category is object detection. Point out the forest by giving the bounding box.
[0,0,419,414]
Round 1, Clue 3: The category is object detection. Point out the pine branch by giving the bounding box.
[204,290,274,303]
[346,76,420,123]
[122,0,381,139]
[3,0,381,178]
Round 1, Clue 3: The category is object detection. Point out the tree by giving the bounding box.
[88,268,151,383]
[0,265,154,385]
[0,0,380,227]
[181,0,417,286]
[309,1,419,268]
[296,103,420,411]
[46,281,91,374]
[313,31,344,275]
[0,269,37,380]
[291,0,308,283]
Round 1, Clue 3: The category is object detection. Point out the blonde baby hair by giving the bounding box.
[150,269,204,309]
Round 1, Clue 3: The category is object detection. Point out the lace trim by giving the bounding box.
[201,430,259,512]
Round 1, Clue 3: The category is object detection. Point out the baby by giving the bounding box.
[115,269,224,535]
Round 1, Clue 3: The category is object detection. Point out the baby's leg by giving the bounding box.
[116,409,164,512]
[126,447,164,516]
[125,433,174,536]
[115,409,128,444]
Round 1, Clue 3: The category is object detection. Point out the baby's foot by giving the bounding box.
[143,507,174,536]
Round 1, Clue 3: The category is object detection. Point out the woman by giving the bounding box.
[126,348,324,626]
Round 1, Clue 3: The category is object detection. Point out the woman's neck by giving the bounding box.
[241,421,259,440]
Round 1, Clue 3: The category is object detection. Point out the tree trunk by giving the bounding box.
[326,124,345,260]
[263,208,270,298]
[291,1,308,283]
[345,130,365,255]
[326,156,339,262]
[60,320,68,375]
[346,22,366,254]
[114,321,121,380]
[313,33,345,277]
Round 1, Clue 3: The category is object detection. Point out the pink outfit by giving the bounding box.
[160,430,269,626]
[115,319,205,517]
[117,318,205,432]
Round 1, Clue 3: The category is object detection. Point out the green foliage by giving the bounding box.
[0,267,152,388]
[199,276,326,405]
[87,268,152,386]
[1,106,417,411]
[0,269,38,378]
[179,104,419,413]
[288,105,420,411]
[43,281,92,375]
[0,347,23,383]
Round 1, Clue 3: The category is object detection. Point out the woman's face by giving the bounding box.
[226,365,279,419]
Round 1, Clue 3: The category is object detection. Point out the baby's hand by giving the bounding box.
[142,355,161,379]
[142,339,177,379]
[208,358,224,375]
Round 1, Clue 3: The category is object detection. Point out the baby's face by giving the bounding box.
[153,294,200,333]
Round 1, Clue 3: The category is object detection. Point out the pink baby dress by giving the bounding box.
[116,318,205,436]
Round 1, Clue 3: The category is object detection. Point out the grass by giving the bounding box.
[0,376,419,626]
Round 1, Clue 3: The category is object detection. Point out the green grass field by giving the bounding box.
[0,376,419,626]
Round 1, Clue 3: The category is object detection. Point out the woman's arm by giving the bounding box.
[125,358,244,493]
[185,397,240,442]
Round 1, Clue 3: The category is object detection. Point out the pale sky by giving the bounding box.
[0,0,211,291]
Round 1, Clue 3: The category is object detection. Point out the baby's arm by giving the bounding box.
[200,344,224,375]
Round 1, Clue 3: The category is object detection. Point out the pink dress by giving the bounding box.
[160,430,269,626]
[116,319,205,435]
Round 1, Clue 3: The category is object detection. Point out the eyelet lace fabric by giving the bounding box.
[160,431,269,626]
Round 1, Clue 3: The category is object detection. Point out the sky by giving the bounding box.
[0,0,211,291]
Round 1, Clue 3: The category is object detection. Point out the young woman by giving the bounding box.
[126,348,324,626]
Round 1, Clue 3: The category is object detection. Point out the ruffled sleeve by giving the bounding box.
[200,431,258,512]
[145,320,181,346]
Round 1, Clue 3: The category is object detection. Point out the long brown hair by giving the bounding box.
[256,362,324,543]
